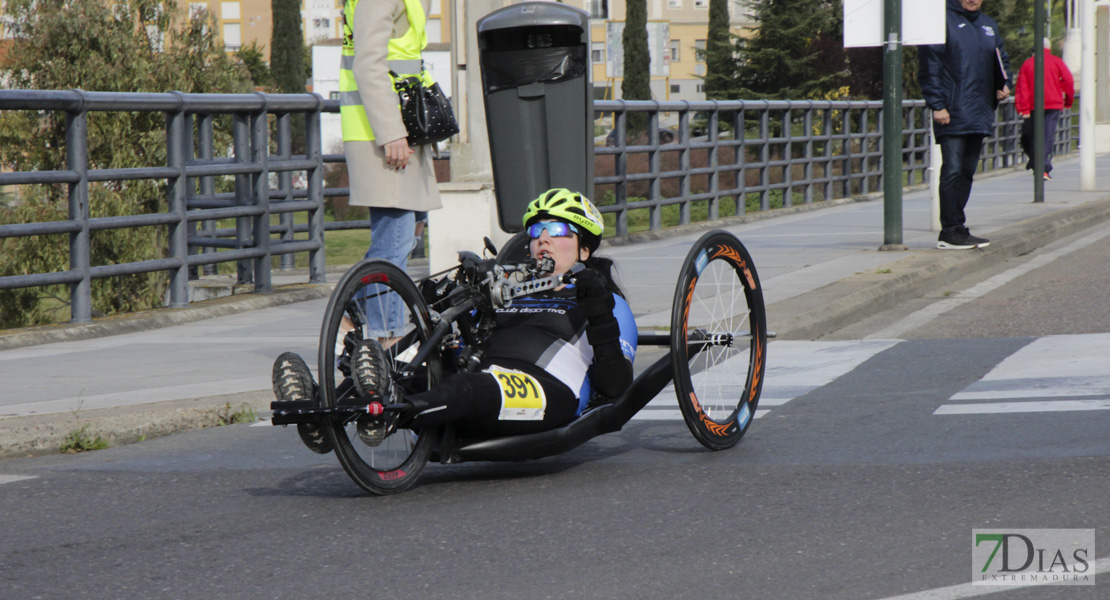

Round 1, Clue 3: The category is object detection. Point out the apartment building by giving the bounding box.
[576,0,752,102]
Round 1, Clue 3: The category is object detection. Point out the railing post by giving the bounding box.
[613,110,628,236]
[197,113,217,276]
[233,112,253,284]
[165,92,189,308]
[66,92,91,323]
[275,112,295,270]
[648,107,662,231]
[305,97,326,283]
[251,94,271,293]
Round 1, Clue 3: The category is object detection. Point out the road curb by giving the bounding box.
[768,194,1110,340]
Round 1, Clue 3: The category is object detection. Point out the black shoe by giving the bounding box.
[351,339,392,400]
[937,228,990,250]
[272,352,332,454]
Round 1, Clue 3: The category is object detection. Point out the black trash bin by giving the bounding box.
[477,2,594,233]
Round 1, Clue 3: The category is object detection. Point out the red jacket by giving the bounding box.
[1014,52,1075,115]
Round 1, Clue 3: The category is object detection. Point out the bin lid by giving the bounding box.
[477,2,589,34]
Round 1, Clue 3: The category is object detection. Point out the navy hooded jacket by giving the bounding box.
[917,0,1011,138]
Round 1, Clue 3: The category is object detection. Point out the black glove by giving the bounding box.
[575,268,614,318]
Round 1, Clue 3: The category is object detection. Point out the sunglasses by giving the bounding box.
[527,221,579,239]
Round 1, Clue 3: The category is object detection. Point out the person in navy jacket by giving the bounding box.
[918,0,1010,250]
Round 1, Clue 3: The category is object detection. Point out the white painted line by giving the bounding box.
[935,400,1110,415]
[0,376,272,417]
[0,475,38,485]
[866,226,1110,340]
[873,556,1109,599]
[951,378,1110,400]
[250,419,272,427]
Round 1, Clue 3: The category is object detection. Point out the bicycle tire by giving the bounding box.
[670,230,767,451]
[318,259,442,495]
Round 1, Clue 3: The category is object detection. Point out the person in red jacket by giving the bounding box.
[1014,38,1075,180]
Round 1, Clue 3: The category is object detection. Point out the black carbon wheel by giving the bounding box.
[318,259,442,495]
[670,230,768,450]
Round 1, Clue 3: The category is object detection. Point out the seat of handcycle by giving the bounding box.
[437,342,673,464]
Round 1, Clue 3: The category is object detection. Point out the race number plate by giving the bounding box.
[487,367,547,421]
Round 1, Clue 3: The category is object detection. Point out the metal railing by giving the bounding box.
[0,90,1079,324]
[593,98,1078,236]
[0,89,353,323]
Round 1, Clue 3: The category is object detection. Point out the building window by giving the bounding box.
[668,0,682,8]
[591,42,605,64]
[670,40,680,63]
[588,1,608,19]
[221,2,240,20]
[670,84,680,94]
[694,0,708,8]
[223,22,241,51]
[329,91,341,100]
[697,83,706,93]
[694,39,706,63]
[426,18,442,43]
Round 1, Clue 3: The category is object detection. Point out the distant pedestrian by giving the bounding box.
[918,0,1010,250]
[1014,38,1075,181]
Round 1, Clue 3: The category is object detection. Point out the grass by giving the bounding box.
[216,403,257,425]
[60,424,109,453]
[598,189,803,235]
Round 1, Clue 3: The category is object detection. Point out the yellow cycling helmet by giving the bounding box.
[522,188,604,245]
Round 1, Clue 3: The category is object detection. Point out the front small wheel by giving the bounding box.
[319,259,442,495]
[670,230,767,450]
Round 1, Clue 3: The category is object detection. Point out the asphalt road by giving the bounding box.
[2,223,1109,600]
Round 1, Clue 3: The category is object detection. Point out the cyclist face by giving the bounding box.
[529,219,588,276]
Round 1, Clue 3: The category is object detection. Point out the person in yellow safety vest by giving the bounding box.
[340,0,442,338]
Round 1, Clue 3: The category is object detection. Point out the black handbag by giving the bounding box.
[391,70,459,146]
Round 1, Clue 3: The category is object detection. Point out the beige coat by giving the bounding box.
[344,0,442,211]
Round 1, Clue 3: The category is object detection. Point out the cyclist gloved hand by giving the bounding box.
[574,267,615,317]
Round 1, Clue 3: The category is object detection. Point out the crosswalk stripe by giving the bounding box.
[0,475,37,485]
[935,399,1110,415]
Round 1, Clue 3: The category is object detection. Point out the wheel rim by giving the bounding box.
[319,261,440,493]
[673,234,767,449]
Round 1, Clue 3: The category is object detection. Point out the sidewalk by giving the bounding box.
[3,154,1109,457]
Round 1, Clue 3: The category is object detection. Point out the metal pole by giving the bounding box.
[165,95,190,308]
[1080,0,1096,190]
[1033,0,1046,202]
[66,100,91,323]
[881,0,905,249]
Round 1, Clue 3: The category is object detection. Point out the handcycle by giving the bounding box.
[272,229,768,495]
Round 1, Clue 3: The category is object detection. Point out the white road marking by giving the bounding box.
[873,555,1110,599]
[936,334,1110,415]
[936,400,1110,415]
[866,226,1110,340]
[0,475,38,485]
[634,340,898,421]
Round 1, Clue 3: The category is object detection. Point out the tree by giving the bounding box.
[621,0,651,133]
[0,0,251,327]
[703,0,733,99]
[726,0,848,100]
[237,41,272,89]
[270,0,307,95]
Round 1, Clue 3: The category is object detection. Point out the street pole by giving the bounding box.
[1033,0,1046,202]
[881,0,904,249]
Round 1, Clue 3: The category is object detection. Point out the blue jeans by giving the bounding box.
[937,134,985,233]
[357,207,416,337]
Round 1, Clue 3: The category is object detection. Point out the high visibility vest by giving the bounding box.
[340,0,428,142]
